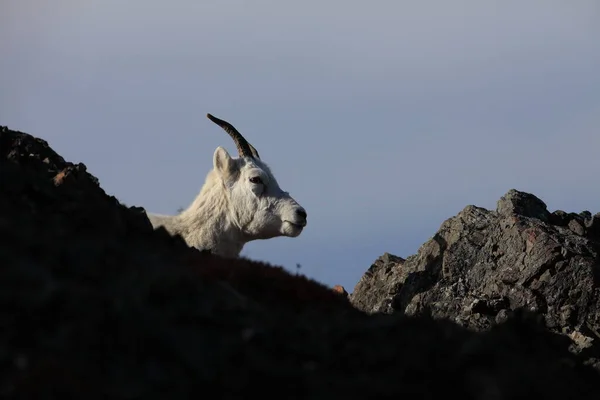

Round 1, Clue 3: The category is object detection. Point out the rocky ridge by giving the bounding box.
[1,125,600,399]
[350,189,600,369]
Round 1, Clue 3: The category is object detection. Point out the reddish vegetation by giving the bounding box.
[53,169,69,185]
[333,285,348,296]
[180,249,353,311]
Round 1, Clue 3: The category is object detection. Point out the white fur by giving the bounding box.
[146,145,307,258]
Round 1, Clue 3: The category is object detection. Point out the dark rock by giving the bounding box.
[2,126,600,399]
[586,213,600,240]
[496,189,550,222]
[581,211,593,220]
[351,252,406,313]
[568,218,586,236]
[550,210,569,226]
[350,188,600,370]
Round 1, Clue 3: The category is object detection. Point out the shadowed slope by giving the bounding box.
[1,126,599,399]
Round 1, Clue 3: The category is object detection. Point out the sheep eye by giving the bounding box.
[249,177,263,184]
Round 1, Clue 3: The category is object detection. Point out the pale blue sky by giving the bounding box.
[2,1,600,291]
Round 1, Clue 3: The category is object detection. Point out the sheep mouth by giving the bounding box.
[285,221,306,229]
[283,221,304,237]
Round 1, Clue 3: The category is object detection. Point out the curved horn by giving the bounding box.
[206,113,254,158]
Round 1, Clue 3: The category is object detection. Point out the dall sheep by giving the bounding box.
[146,113,307,258]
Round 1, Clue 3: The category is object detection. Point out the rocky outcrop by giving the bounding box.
[350,189,600,369]
[2,125,600,399]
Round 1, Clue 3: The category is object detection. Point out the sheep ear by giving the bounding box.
[213,146,235,176]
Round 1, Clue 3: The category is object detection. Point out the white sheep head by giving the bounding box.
[156,113,308,257]
[207,113,307,241]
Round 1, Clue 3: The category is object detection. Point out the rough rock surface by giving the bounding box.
[2,125,600,399]
[350,189,600,369]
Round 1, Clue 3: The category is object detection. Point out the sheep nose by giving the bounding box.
[296,208,307,220]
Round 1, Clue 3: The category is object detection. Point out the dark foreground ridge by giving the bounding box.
[1,125,600,399]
